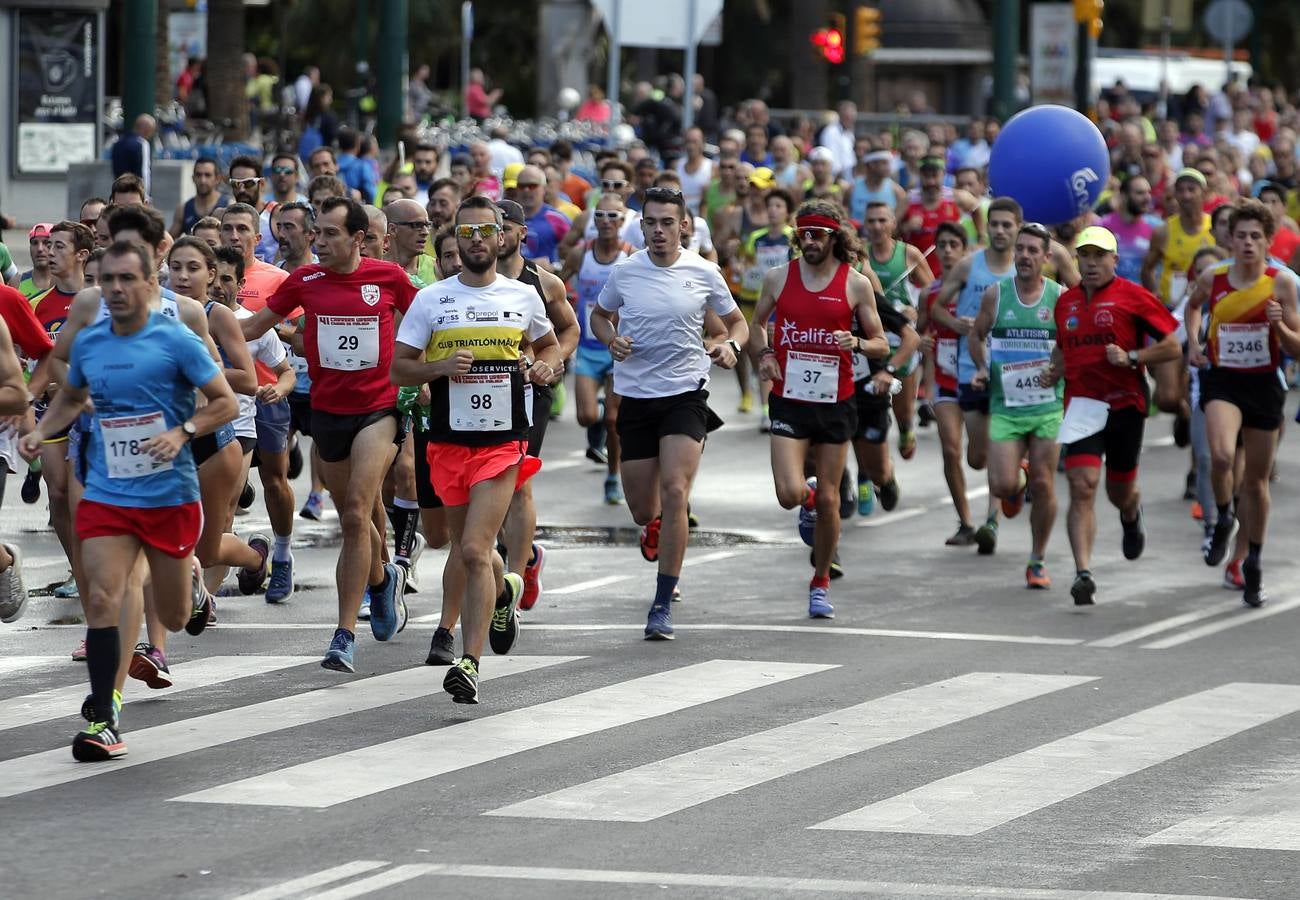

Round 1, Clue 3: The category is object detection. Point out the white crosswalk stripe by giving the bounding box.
[0,655,315,733]
[1142,772,1300,851]
[0,656,70,676]
[0,656,577,800]
[170,659,834,808]
[486,672,1095,822]
[811,682,1300,836]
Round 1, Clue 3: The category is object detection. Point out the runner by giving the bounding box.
[385,198,438,286]
[862,201,934,463]
[968,222,1065,589]
[735,186,795,420]
[17,223,53,299]
[900,156,984,276]
[240,196,418,672]
[495,199,580,611]
[19,239,238,761]
[513,165,571,267]
[275,201,316,272]
[1098,176,1159,285]
[591,186,748,639]
[559,191,633,505]
[928,198,1025,553]
[1048,226,1180,605]
[169,157,230,238]
[392,195,562,702]
[1184,199,1300,606]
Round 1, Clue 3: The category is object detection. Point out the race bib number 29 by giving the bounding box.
[317,316,379,371]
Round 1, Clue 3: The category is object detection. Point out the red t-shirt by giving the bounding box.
[1269,229,1300,267]
[1055,277,1177,413]
[266,257,417,415]
[0,285,55,359]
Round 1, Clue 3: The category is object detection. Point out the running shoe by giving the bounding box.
[299,490,325,521]
[1190,502,1204,522]
[185,573,213,637]
[672,585,682,602]
[1203,515,1237,567]
[1025,562,1051,590]
[586,421,607,464]
[1120,505,1145,560]
[237,533,271,595]
[207,597,218,627]
[1070,571,1097,606]
[1182,469,1196,500]
[878,477,900,512]
[357,596,371,621]
[287,439,304,480]
[1173,415,1191,449]
[426,627,455,666]
[368,562,405,642]
[1001,460,1029,519]
[1242,556,1266,608]
[945,523,976,546]
[917,401,935,427]
[585,443,608,466]
[1223,559,1244,590]
[443,656,480,703]
[72,720,127,762]
[738,393,754,414]
[0,542,28,623]
[519,544,545,611]
[238,480,256,511]
[20,468,40,504]
[604,474,624,505]
[401,533,426,595]
[808,586,835,618]
[974,521,998,556]
[798,478,818,546]
[759,406,771,433]
[265,555,294,604]
[128,642,173,690]
[838,471,855,519]
[640,516,661,563]
[687,506,700,529]
[53,576,80,600]
[321,627,356,673]
[644,602,674,640]
[489,572,524,654]
[71,639,87,662]
[857,480,875,516]
[898,430,917,460]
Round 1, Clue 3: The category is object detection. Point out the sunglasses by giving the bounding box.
[271,166,296,175]
[393,220,431,231]
[593,210,623,220]
[798,227,834,241]
[601,180,628,191]
[230,178,261,189]
[456,223,500,239]
[515,182,543,189]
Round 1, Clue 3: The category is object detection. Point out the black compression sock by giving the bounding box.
[85,627,120,723]
[391,500,419,559]
[1248,541,1262,562]
[1217,503,1232,522]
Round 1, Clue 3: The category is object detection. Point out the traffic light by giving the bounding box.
[811,13,847,65]
[1073,0,1103,39]
[854,6,882,56]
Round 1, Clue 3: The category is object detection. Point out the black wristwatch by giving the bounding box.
[725,339,743,357]
[181,421,198,441]
[1127,350,1139,369]
[884,362,898,375]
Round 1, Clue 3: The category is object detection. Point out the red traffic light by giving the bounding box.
[811,27,846,64]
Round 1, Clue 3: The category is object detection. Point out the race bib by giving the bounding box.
[783,351,839,403]
[851,348,871,382]
[1168,272,1188,306]
[523,382,534,428]
[1000,359,1055,408]
[317,316,379,371]
[449,372,512,431]
[99,412,172,479]
[1217,322,1270,369]
[937,338,958,375]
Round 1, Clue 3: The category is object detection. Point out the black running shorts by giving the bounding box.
[617,389,721,462]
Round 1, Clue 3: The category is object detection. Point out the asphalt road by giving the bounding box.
[2,372,1299,900]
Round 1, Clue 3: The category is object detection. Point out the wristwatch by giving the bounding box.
[1127,350,1139,369]
[725,339,743,357]
[181,421,198,441]
[884,363,898,375]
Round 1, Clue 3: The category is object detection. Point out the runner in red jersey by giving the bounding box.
[900,157,984,276]
[1043,227,1180,607]
[749,200,888,618]
[241,197,419,674]
[915,221,980,545]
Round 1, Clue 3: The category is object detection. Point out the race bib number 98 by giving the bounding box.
[450,372,512,431]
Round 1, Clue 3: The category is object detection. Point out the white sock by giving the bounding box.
[272,534,292,563]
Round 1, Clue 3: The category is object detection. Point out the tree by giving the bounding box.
[155,3,171,109]
[206,0,248,140]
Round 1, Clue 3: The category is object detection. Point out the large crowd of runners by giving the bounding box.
[1,98,1299,761]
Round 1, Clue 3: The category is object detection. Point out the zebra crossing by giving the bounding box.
[3,655,1300,864]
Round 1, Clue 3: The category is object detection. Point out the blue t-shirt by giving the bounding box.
[67,311,220,508]
[524,204,571,264]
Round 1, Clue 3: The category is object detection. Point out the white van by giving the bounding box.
[1092,50,1251,101]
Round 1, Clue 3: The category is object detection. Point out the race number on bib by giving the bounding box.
[1217,322,1270,369]
[851,349,871,382]
[1168,272,1188,306]
[99,412,172,479]
[784,351,839,403]
[317,316,379,371]
[1000,358,1055,408]
[936,338,958,375]
[450,372,512,431]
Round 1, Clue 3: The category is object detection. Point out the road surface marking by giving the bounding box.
[1143,595,1300,649]
[1143,772,1300,851]
[487,672,1094,822]
[235,861,389,900]
[811,682,1300,835]
[0,656,68,675]
[1089,604,1240,647]
[173,659,833,809]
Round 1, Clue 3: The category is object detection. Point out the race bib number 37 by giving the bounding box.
[783,351,839,403]
[317,316,379,371]
[99,412,172,479]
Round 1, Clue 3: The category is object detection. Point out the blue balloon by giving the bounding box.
[987,105,1110,226]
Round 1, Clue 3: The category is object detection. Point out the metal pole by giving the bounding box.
[991,0,1019,120]
[122,0,156,126]
[461,2,473,118]
[607,0,621,128]
[1158,0,1171,120]
[376,0,406,148]
[1224,0,1233,82]
[682,0,698,131]
[1073,22,1091,116]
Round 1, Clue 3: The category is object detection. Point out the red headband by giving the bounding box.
[796,214,840,231]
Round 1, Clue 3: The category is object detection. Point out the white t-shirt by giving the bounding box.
[597,249,737,399]
[584,207,645,249]
[688,216,714,255]
[233,306,288,439]
[675,157,714,215]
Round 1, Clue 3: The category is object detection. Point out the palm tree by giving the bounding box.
[206,0,248,140]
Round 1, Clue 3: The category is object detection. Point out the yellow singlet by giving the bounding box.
[1158,213,1214,307]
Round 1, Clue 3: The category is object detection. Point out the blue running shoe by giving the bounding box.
[604,474,624,505]
[797,477,818,547]
[857,479,875,517]
[367,563,405,642]
[299,491,324,521]
[644,602,674,640]
[265,555,294,604]
[321,628,355,672]
[237,533,270,595]
[809,586,835,619]
[357,596,371,621]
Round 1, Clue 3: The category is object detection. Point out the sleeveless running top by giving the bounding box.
[771,260,855,403]
[576,243,631,351]
[988,278,1064,417]
[181,193,231,235]
[96,289,180,323]
[927,279,960,392]
[955,249,1014,384]
[849,177,898,224]
[1159,213,1214,305]
[1206,262,1283,374]
[904,187,961,276]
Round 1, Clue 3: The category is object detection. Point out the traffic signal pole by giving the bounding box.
[991,0,1019,121]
